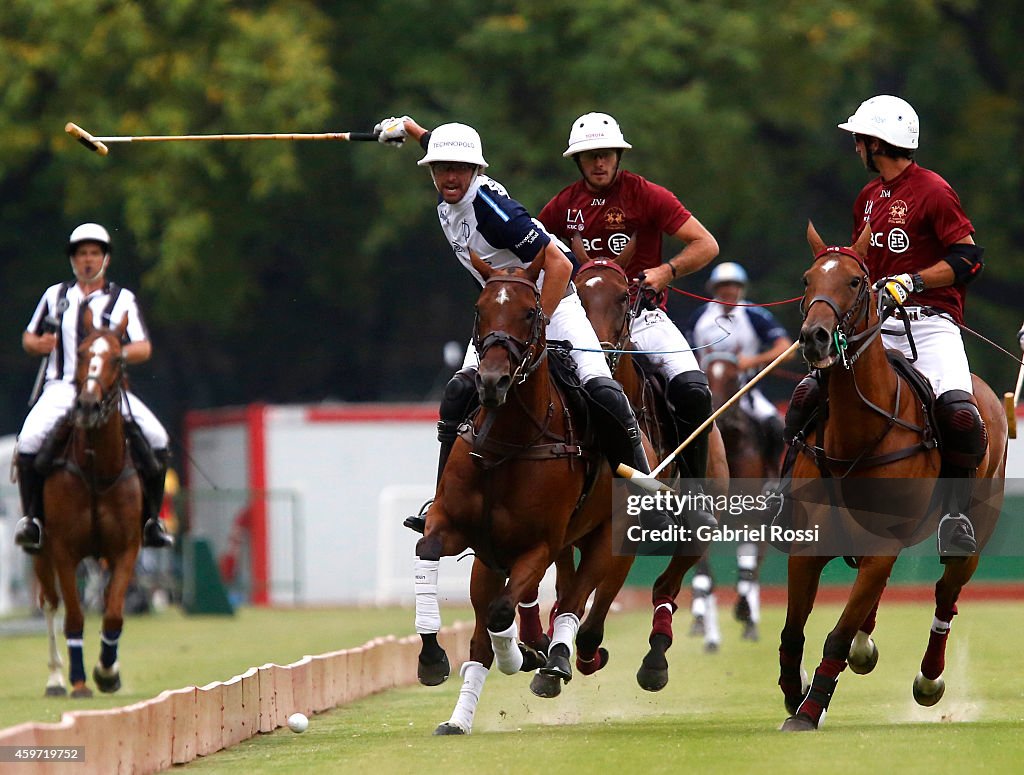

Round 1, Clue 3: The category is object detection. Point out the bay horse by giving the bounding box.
[777,223,1007,731]
[414,252,631,735]
[34,309,142,697]
[562,237,726,692]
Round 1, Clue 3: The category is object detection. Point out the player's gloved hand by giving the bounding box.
[634,272,662,311]
[874,273,917,309]
[373,116,410,148]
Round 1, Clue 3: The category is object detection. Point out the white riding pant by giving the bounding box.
[881,311,973,396]
[462,289,611,384]
[630,308,701,380]
[18,380,169,455]
[741,388,781,422]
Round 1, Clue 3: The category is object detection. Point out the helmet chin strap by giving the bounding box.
[71,254,109,284]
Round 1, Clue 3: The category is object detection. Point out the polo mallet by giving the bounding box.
[1004,360,1024,439]
[28,303,68,407]
[618,340,801,491]
[65,122,379,156]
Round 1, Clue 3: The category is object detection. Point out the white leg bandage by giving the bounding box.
[691,573,712,617]
[550,612,580,660]
[747,582,761,624]
[704,593,721,646]
[446,660,489,734]
[414,559,441,635]
[488,620,524,675]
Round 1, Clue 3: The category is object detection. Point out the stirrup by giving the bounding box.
[143,519,175,549]
[403,499,433,535]
[14,517,43,554]
[937,513,977,557]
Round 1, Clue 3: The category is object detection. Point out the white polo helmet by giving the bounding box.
[417,123,488,168]
[707,262,748,290]
[68,222,111,255]
[563,112,632,158]
[838,95,919,149]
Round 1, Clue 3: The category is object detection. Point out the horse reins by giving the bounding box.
[472,273,548,386]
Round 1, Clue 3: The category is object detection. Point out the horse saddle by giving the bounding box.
[885,348,938,443]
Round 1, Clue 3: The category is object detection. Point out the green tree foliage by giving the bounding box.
[1,0,1021,437]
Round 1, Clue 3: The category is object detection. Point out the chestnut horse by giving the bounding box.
[414,252,631,735]
[566,239,727,692]
[34,310,142,697]
[777,224,1007,731]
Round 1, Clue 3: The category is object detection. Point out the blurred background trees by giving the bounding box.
[1,0,1021,440]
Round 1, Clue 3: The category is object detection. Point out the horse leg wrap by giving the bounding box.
[550,612,580,661]
[691,573,712,618]
[703,593,721,646]
[652,597,677,642]
[99,629,121,670]
[517,596,543,649]
[488,620,524,675]
[446,661,489,734]
[921,614,954,680]
[795,658,846,727]
[414,559,442,635]
[66,631,86,686]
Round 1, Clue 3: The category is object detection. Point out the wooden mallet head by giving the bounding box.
[65,123,109,156]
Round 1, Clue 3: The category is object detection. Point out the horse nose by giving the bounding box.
[476,371,511,408]
[799,323,832,362]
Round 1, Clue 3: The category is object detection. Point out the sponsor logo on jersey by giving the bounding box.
[451,241,465,254]
[608,232,631,255]
[566,208,585,231]
[460,220,471,241]
[887,228,910,253]
[591,198,605,206]
[888,200,908,225]
[604,207,626,228]
[515,230,539,250]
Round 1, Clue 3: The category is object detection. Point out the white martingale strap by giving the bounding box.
[488,620,524,675]
[550,612,580,659]
[447,661,489,733]
[931,616,952,635]
[414,559,441,635]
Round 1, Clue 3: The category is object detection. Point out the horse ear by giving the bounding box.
[82,304,96,333]
[614,234,637,269]
[570,234,591,265]
[852,224,871,258]
[806,220,826,256]
[524,249,545,284]
[469,249,493,281]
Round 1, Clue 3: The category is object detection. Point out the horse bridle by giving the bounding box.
[800,246,878,369]
[576,259,640,373]
[472,273,548,385]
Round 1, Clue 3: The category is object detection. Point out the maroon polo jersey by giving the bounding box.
[539,169,692,281]
[852,162,974,324]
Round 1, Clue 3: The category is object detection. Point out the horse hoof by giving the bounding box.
[913,672,945,707]
[44,685,68,697]
[432,722,467,736]
[780,714,817,732]
[519,644,547,673]
[704,641,720,654]
[418,652,451,686]
[636,664,669,692]
[848,641,879,675]
[742,622,760,642]
[71,686,93,699]
[783,695,804,716]
[93,665,121,694]
[689,615,705,637]
[539,645,572,683]
[530,671,562,699]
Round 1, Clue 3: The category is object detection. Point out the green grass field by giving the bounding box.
[2,600,1021,773]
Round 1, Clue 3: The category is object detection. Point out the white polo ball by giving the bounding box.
[287,712,309,733]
